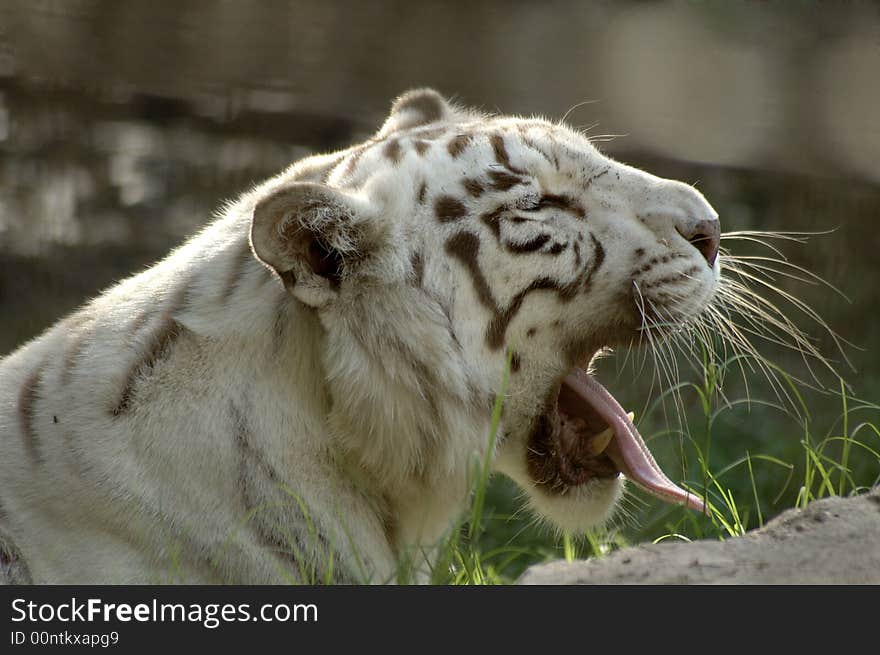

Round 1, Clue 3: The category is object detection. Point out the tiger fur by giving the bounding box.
[0,89,720,583]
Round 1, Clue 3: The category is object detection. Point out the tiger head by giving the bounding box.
[250,89,719,536]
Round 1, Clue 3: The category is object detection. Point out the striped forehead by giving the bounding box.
[326,119,597,193]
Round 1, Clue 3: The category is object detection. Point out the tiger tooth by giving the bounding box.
[587,426,614,456]
[588,413,633,456]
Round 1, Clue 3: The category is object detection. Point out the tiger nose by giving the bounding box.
[675,214,720,267]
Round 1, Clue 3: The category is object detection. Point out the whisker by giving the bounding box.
[559,100,599,126]
[718,276,853,379]
[606,228,851,503]
[723,255,849,299]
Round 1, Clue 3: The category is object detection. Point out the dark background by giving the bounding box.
[1,1,878,578]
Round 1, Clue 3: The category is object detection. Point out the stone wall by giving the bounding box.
[520,487,880,584]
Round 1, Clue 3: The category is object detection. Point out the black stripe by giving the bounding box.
[537,194,585,217]
[60,312,93,385]
[272,292,293,355]
[231,402,349,583]
[510,352,522,373]
[445,232,498,314]
[507,234,551,254]
[221,239,254,303]
[410,251,425,287]
[435,196,467,222]
[113,318,184,416]
[447,133,472,157]
[487,277,579,350]
[584,167,610,189]
[519,134,556,166]
[581,233,605,294]
[18,365,44,466]
[490,133,526,175]
[462,178,484,198]
[0,526,33,584]
[446,231,586,351]
[480,206,504,240]
[488,170,525,191]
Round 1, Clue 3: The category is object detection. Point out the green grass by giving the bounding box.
[427,347,880,585]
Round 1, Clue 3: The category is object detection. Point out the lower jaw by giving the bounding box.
[524,403,620,495]
[521,473,624,535]
[523,363,707,514]
[523,344,613,495]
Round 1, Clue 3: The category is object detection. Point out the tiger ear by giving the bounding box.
[378,88,452,136]
[250,182,369,308]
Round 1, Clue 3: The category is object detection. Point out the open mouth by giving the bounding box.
[527,366,706,513]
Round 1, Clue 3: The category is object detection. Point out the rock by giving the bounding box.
[519,486,880,584]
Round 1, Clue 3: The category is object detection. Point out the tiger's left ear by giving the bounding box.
[377,88,453,137]
[250,182,373,308]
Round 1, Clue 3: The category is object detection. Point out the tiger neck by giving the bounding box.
[133,213,488,567]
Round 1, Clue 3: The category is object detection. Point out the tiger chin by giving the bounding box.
[0,88,719,584]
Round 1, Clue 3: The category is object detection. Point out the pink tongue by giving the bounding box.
[563,369,707,514]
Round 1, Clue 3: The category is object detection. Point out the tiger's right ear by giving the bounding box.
[250,182,371,308]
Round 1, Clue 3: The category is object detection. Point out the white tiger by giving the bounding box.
[0,89,719,584]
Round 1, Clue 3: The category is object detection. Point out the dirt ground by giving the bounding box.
[519,486,880,584]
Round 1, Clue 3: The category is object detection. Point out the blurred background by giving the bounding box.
[1,1,878,579]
